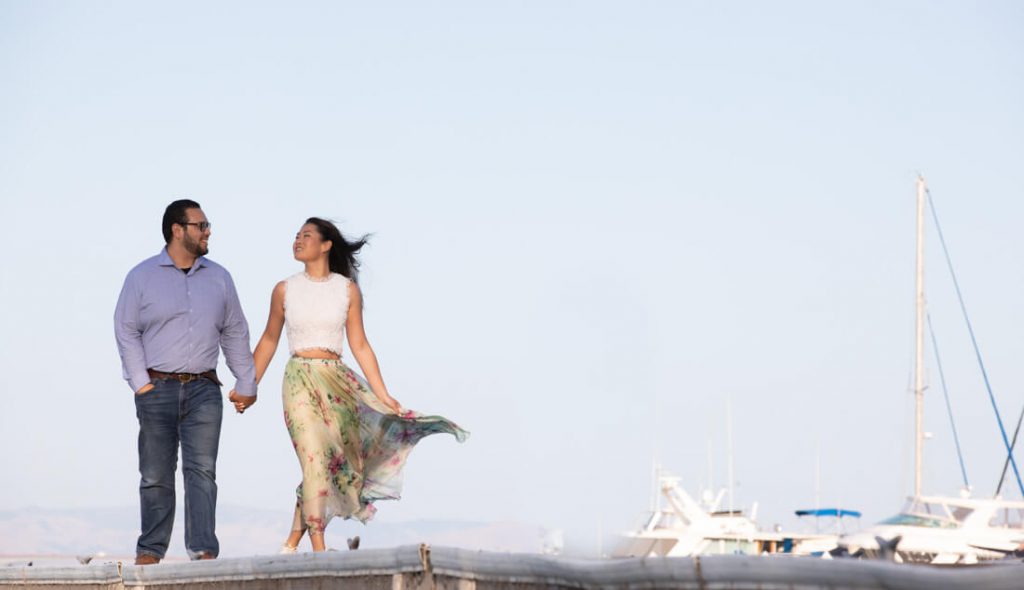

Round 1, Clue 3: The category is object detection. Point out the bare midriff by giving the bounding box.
[293,348,341,360]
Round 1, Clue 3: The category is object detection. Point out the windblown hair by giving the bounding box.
[162,199,202,243]
[306,217,369,281]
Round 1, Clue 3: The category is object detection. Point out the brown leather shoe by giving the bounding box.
[134,554,161,565]
[196,552,216,560]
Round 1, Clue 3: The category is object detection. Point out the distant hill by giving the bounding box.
[0,506,560,559]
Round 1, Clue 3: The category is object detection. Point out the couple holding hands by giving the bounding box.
[114,199,467,564]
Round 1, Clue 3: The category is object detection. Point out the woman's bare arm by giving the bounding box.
[253,281,287,385]
[346,281,401,413]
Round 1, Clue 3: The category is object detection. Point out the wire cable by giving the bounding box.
[926,188,1024,497]
[926,312,970,491]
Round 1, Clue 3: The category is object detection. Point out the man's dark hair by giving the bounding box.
[162,199,202,243]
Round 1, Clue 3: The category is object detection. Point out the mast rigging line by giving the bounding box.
[926,312,970,491]
[925,188,1024,498]
[997,406,1024,496]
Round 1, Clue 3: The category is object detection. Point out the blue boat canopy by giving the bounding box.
[794,508,862,518]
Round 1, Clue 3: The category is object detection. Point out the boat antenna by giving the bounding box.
[727,396,735,513]
[650,459,659,512]
[707,438,714,502]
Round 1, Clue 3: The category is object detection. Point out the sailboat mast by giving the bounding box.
[914,175,926,498]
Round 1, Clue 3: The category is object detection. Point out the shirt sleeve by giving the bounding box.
[113,272,151,393]
[220,271,258,396]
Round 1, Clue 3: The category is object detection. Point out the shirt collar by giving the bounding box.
[157,247,207,272]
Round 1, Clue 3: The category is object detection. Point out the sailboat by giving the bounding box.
[837,177,1024,564]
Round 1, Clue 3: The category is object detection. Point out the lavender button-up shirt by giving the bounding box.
[114,248,257,396]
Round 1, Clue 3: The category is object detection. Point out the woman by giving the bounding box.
[247,217,468,553]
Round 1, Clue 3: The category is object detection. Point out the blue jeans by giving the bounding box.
[134,377,223,560]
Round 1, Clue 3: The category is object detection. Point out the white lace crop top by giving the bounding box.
[283,272,351,356]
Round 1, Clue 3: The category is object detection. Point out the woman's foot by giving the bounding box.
[282,528,305,554]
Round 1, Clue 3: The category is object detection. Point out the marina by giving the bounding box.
[612,472,854,558]
[613,177,1024,567]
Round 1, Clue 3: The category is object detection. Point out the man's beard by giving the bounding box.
[184,234,208,256]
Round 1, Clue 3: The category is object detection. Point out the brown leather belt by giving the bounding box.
[147,369,222,386]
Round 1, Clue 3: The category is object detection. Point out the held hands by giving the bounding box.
[229,390,257,414]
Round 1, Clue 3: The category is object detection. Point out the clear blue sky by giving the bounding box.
[1,0,1023,554]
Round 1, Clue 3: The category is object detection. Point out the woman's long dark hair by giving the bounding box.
[306,217,369,281]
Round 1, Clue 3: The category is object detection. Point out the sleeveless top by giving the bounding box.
[283,272,351,356]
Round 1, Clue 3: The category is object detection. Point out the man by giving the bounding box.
[114,200,257,564]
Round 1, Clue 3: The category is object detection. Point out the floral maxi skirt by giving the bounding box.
[283,357,468,533]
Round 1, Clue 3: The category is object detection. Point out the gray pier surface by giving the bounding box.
[2,545,1023,589]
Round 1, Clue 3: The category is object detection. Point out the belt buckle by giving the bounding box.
[178,373,195,384]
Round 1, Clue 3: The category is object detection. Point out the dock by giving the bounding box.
[2,544,1023,589]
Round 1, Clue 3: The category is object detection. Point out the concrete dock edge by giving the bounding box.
[2,545,1023,589]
